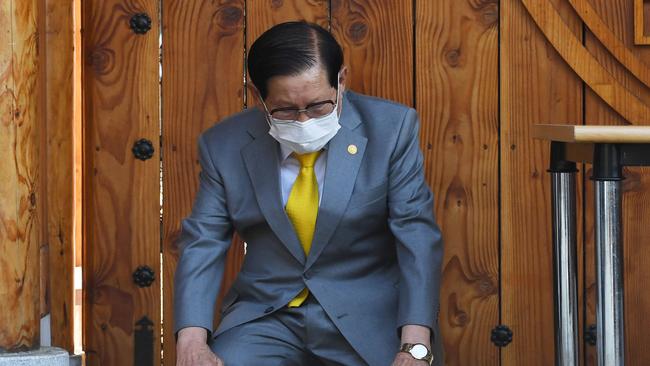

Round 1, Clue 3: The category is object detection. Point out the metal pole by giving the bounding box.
[594,181,625,365]
[592,144,625,366]
[549,142,579,366]
[551,172,579,366]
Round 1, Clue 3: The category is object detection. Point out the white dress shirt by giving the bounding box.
[279,143,327,206]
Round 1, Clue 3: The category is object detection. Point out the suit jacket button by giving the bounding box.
[303,272,311,280]
[264,306,274,314]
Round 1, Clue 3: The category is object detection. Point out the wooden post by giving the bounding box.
[43,0,75,353]
[0,0,42,352]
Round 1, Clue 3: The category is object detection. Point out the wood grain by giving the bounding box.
[161,0,245,364]
[568,0,650,87]
[0,0,41,352]
[584,1,650,364]
[578,0,650,120]
[44,0,75,352]
[245,0,329,106]
[416,0,499,364]
[247,0,328,42]
[74,0,83,353]
[634,0,650,45]
[74,0,83,270]
[521,0,650,126]
[331,0,412,106]
[501,0,584,364]
[83,0,161,364]
[38,0,49,322]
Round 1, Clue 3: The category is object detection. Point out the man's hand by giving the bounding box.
[392,352,429,366]
[176,327,223,366]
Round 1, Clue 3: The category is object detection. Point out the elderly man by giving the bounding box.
[174,21,444,366]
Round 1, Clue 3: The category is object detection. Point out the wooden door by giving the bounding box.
[85,0,501,364]
[82,1,161,364]
[81,0,650,365]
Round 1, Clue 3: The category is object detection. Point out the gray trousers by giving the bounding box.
[209,294,368,366]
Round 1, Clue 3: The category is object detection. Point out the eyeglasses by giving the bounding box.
[268,100,336,121]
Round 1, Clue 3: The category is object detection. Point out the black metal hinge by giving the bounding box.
[134,316,154,366]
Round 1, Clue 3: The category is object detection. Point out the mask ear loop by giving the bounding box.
[335,71,343,118]
[257,92,275,127]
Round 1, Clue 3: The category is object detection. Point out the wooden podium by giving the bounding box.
[533,124,650,366]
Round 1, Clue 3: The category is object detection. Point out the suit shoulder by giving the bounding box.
[346,91,416,133]
[199,108,262,144]
[346,91,413,115]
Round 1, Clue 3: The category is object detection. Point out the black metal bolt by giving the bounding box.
[585,324,597,346]
[130,13,152,35]
[491,325,513,347]
[133,266,155,287]
[132,138,154,161]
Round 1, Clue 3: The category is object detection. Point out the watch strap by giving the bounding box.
[399,343,434,365]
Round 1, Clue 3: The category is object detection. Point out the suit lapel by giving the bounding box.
[241,121,306,265]
[306,94,366,270]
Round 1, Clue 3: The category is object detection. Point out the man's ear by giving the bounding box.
[246,80,262,107]
[338,66,349,93]
[246,81,262,99]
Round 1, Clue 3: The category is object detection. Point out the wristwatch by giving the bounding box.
[399,343,434,365]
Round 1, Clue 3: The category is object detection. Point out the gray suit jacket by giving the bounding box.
[174,91,444,366]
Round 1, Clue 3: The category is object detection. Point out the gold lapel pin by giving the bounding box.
[347,144,358,155]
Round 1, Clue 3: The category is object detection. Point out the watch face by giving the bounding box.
[410,344,428,359]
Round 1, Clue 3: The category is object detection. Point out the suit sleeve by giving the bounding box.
[173,132,234,339]
[387,107,444,334]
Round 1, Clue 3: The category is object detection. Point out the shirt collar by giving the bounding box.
[279,143,328,162]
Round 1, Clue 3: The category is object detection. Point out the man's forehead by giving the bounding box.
[266,68,333,106]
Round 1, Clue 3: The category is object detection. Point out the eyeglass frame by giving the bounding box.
[260,83,341,121]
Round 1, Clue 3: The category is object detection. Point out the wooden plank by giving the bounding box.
[415,0,499,364]
[331,0,413,106]
[74,0,82,270]
[520,0,650,126]
[161,0,245,365]
[73,0,83,353]
[533,124,650,143]
[38,0,50,325]
[645,0,650,39]
[583,1,650,364]
[82,0,161,364]
[568,0,650,87]
[617,166,650,366]
[43,0,75,352]
[0,0,41,352]
[500,0,584,364]
[247,0,328,42]
[245,0,329,106]
[634,0,650,45]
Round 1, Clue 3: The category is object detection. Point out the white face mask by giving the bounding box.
[262,81,342,154]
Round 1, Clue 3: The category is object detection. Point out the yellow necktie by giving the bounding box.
[286,151,321,307]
